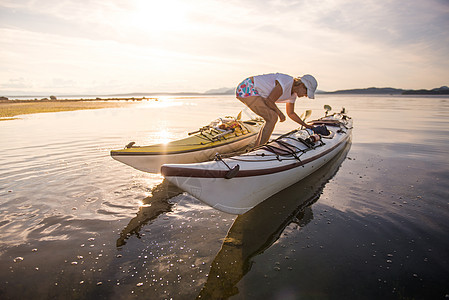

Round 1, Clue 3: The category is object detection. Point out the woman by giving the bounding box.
[236,73,318,146]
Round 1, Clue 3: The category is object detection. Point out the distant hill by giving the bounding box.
[402,86,449,95]
[320,87,404,95]
[204,87,235,95]
[321,86,449,95]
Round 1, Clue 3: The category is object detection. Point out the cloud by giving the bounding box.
[0,77,32,89]
[0,0,448,94]
[49,78,76,88]
[314,0,449,52]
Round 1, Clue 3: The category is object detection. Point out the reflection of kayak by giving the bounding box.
[116,180,183,247]
[110,116,264,173]
[162,111,353,214]
[197,142,351,299]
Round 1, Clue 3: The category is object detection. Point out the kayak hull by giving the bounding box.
[111,119,264,173]
[162,113,353,214]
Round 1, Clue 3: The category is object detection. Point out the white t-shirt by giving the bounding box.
[253,73,296,103]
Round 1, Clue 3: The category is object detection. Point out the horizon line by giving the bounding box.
[1,85,448,98]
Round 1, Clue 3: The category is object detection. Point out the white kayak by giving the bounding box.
[161,111,353,214]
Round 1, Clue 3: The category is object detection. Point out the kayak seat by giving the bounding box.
[321,130,335,139]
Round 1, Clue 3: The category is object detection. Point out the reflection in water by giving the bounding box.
[117,180,183,247]
[197,142,352,299]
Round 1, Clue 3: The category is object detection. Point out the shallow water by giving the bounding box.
[1,95,448,299]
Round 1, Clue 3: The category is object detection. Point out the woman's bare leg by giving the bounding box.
[237,96,278,146]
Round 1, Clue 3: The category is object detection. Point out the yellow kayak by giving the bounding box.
[111,116,264,173]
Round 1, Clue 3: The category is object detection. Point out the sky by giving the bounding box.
[0,0,448,95]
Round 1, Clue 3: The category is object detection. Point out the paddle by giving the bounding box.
[324,105,332,116]
[299,109,312,129]
[236,111,242,120]
[303,109,312,121]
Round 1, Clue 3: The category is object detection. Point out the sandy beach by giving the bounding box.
[0,98,150,120]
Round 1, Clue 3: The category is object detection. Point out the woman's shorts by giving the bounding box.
[236,78,260,98]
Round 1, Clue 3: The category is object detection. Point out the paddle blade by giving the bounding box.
[324,105,332,116]
[236,111,242,120]
[303,109,312,121]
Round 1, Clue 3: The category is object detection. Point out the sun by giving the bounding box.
[129,0,189,35]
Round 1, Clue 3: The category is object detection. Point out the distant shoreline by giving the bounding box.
[2,85,448,100]
[319,86,449,95]
[0,97,144,121]
[0,96,157,103]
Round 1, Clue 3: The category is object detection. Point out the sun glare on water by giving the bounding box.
[151,129,173,144]
[139,97,184,108]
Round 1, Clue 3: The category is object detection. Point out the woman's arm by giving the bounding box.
[286,102,313,129]
[264,81,286,122]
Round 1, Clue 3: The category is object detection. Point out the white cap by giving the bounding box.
[300,74,318,99]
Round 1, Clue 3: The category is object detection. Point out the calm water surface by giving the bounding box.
[0,95,448,299]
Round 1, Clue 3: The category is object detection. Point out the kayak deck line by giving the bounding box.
[161,133,349,178]
[236,124,349,163]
